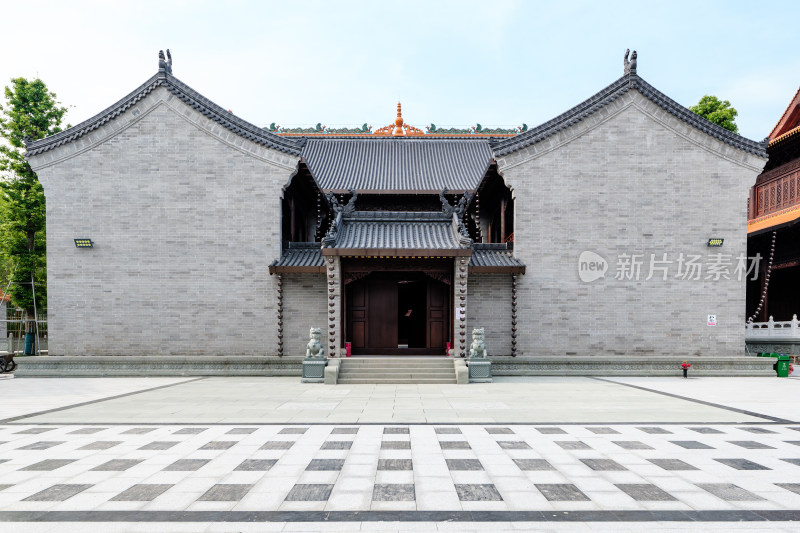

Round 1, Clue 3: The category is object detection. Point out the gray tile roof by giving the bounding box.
[324,211,471,254]
[468,244,525,273]
[269,243,324,273]
[490,73,767,158]
[26,71,303,157]
[302,138,492,193]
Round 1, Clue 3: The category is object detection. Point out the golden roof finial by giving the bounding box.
[393,102,404,136]
[373,101,424,136]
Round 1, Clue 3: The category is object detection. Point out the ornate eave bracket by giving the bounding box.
[322,189,357,247]
[440,188,473,247]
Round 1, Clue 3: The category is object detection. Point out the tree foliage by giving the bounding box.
[0,78,68,314]
[690,95,739,133]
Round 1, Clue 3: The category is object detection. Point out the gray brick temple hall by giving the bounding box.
[22,50,773,376]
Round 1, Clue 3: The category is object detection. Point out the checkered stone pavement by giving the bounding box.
[1,423,800,515]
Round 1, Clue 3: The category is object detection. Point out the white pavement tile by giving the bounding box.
[2,378,800,529]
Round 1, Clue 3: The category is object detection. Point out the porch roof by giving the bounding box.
[468,244,526,274]
[322,211,473,257]
[268,242,325,274]
[271,232,526,272]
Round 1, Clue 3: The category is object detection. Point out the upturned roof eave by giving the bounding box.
[25,69,304,158]
[768,86,800,141]
[490,73,768,159]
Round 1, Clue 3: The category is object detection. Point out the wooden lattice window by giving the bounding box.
[797,175,800,202]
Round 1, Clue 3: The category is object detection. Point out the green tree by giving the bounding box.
[690,95,739,133]
[0,78,68,317]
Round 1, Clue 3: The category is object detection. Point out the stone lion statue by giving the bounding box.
[469,328,487,359]
[305,327,325,359]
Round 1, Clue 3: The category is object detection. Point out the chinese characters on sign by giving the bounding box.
[612,253,761,282]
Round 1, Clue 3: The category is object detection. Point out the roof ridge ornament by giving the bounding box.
[623,49,637,76]
[440,188,455,215]
[322,189,356,247]
[373,102,426,136]
[441,188,474,246]
[440,188,472,218]
[158,49,173,74]
[342,188,358,215]
[393,102,404,136]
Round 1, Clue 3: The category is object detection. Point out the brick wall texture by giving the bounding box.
[496,92,765,357]
[30,87,298,356]
[467,274,512,356]
[282,274,327,357]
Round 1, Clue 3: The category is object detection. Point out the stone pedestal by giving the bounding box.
[324,359,340,384]
[454,359,468,384]
[302,359,327,383]
[468,360,492,383]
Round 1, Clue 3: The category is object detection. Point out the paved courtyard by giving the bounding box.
[0,374,798,532]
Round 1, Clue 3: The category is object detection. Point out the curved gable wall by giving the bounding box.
[495,90,765,357]
[32,85,300,356]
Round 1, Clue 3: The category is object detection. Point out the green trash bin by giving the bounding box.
[775,356,791,378]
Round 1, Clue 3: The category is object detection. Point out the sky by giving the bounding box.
[2,0,799,141]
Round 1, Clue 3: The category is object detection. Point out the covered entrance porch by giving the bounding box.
[320,208,473,359]
[343,259,452,355]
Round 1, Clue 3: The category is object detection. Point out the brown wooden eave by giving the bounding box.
[468,265,526,274]
[268,265,325,275]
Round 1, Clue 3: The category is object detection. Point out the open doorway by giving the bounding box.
[345,270,451,355]
[398,280,427,348]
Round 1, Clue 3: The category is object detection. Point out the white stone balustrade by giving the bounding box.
[746,315,800,341]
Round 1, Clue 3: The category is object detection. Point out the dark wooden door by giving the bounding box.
[345,270,450,355]
[348,282,367,349]
[368,279,398,350]
[427,280,448,352]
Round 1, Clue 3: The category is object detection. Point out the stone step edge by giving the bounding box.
[339,361,455,364]
[339,363,453,370]
[337,380,457,384]
[339,369,455,373]
[339,364,455,368]
[338,375,456,379]
[338,368,455,373]
[340,364,454,368]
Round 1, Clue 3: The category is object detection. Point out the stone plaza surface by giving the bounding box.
[0,375,799,532]
[4,376,790,425]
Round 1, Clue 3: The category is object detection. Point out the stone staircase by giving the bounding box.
[336,357,457,384]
